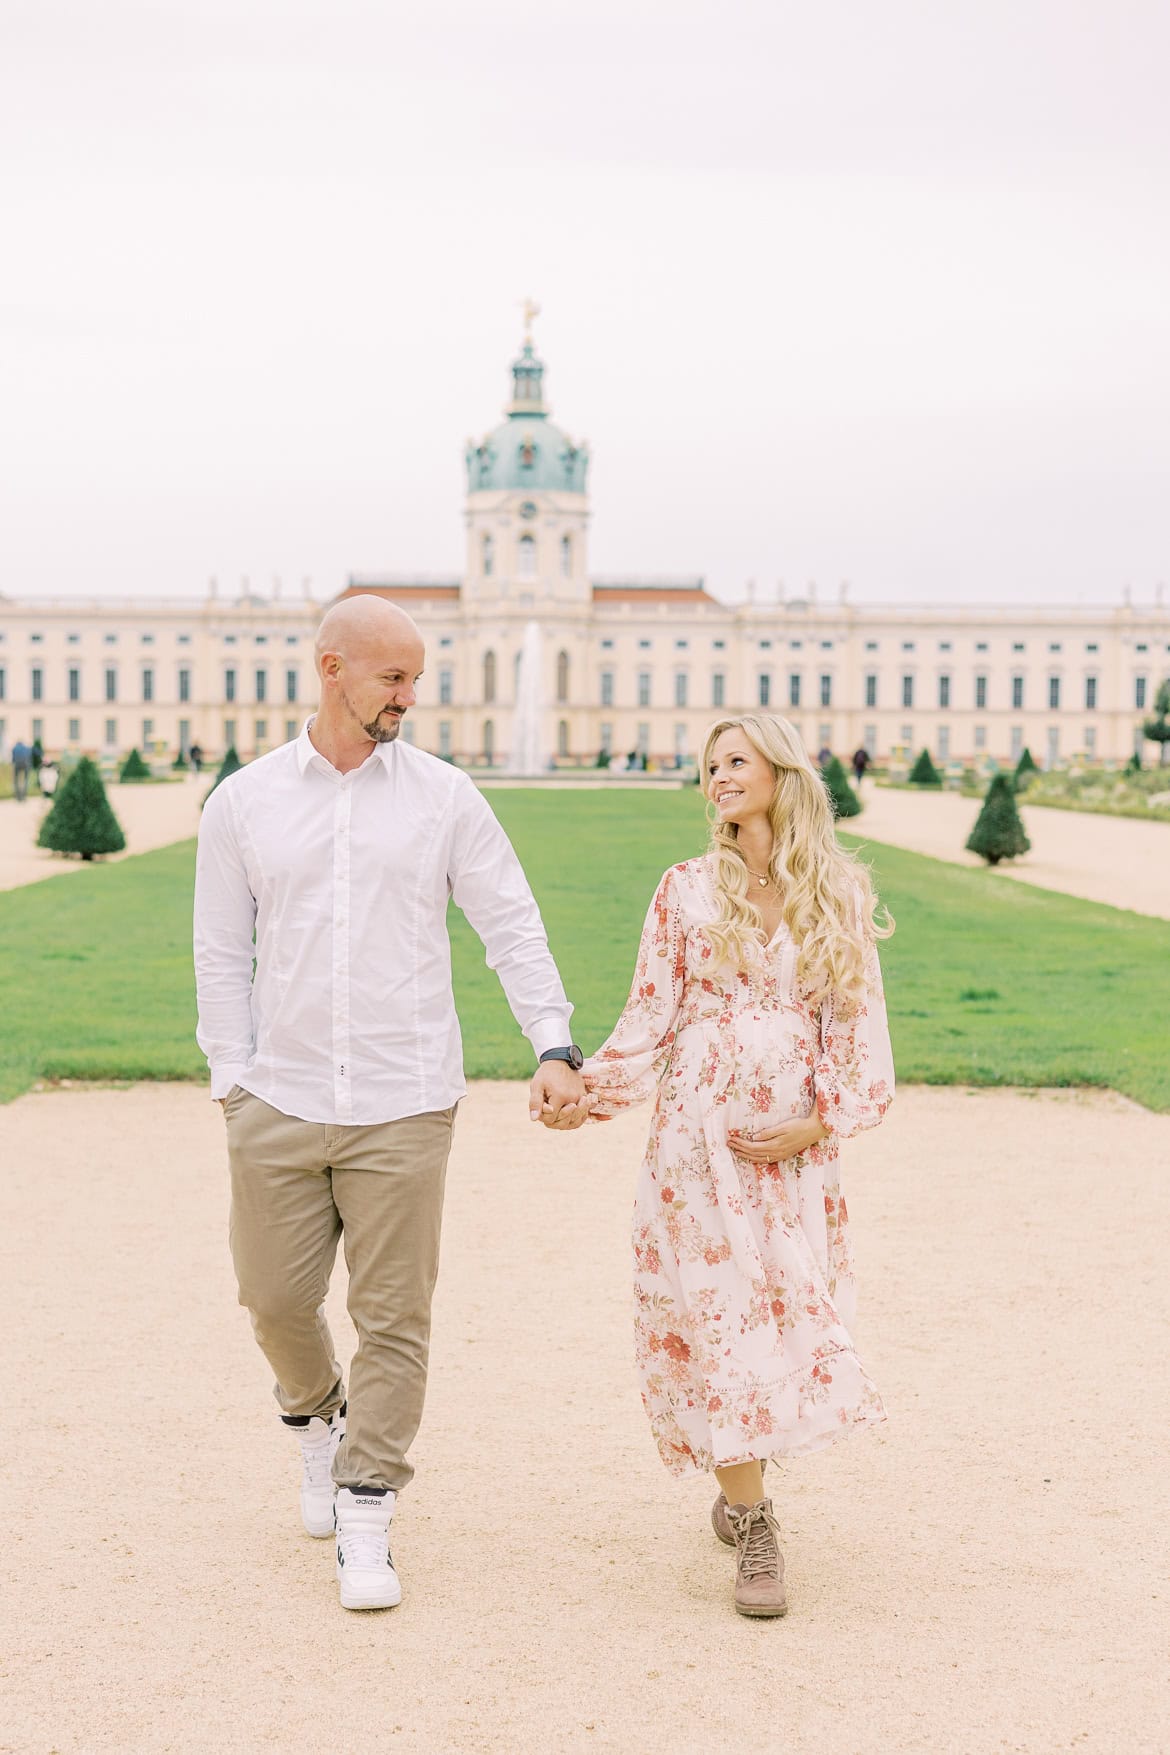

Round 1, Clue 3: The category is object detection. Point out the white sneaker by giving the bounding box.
[284,1406,345,1538]
[335,1486,401,1610]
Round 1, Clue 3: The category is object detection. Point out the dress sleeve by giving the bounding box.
[813,931,895,1140]
[581,867,687,1119]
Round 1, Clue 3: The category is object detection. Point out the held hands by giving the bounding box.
[727,1113,828,1164]
[529,1062,592,1131]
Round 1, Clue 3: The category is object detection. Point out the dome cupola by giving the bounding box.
[465,307,589,495]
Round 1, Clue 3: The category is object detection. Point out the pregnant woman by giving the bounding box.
[582,714,895,1618]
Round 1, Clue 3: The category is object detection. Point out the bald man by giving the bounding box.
[194,594,588,1611]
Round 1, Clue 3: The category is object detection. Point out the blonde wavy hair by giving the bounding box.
[699,714,894,1003]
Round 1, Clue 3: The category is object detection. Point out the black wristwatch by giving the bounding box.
[539,1045,585,1071]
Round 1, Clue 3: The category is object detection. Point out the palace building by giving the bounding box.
[1,322,1167,770]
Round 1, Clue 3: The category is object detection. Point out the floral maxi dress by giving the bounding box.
[582,858,895,1479]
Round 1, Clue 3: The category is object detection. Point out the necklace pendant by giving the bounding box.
[758,876,767,887]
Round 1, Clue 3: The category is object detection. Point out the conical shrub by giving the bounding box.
[821,754,861,819]
[1013,746,1038,790]
[908,748,943,787]
[203,745,242,805]
[966,774,1030,865]
[37,756,126,861]
[119,747,151,782]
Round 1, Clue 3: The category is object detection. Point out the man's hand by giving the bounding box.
[727,1113,828,1163]
[529,1062,591,1130]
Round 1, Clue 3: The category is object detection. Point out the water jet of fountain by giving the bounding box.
[509,620,545,776]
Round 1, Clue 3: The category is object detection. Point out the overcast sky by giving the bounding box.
[2,0,1167,608]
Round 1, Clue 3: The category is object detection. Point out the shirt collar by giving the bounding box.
[296,715,398,778]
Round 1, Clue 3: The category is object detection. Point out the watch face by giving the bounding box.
[518,500,538,520]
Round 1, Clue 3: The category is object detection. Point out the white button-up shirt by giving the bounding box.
[193,722,573,1125]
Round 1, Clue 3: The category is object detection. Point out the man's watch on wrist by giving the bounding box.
[539,1045,585,1071]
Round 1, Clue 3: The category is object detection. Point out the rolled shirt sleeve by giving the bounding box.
[448,780,573,1058]
[193,783,258,1099]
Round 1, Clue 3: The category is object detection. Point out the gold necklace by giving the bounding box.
[743,863,772,888]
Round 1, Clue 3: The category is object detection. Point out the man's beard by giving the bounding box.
[342,686,403,743]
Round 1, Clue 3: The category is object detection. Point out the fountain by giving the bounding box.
[509,620,545,775]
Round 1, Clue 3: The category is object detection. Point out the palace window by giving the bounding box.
[557,719,569,758]
[789,673,801,708]
[865,674,877,708]
[712,672,725,708]
[556,650,569,705]
[31,667,43,702]
[560,535,571,578]
[142,668,154,704]
[286,669,298,704]
[819,674,832,708]
[179,669,191,704]
[69,668,81,703]
[758,674,771,708]
[938,674,951,709]
[1085,675,1097,710]
[975,674,987,709]
[901,675,914,709]
[1135,676,1147,709]
[439,668,453,706]
[637,670,651,707]
[1048,676,1061,710]
[225,668,237,704]
[483,533,494,577]
[675,672,689,708]
[105,668,117,703]
[517,534,537,579]
[1012,676,1024,710]
[255,669,267,704]
[483,720,495,765]
[483,650,497,704]
[600,670,614,707]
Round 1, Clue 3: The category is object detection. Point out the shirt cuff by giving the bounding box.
[526,1014,575,1061]
[209,1064,250,1101]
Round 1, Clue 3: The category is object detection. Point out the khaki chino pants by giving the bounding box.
[224,1087,458,1493]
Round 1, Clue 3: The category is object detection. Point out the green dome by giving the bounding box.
[465,339,589,495]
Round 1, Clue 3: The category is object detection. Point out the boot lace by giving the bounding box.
[730,1502,782,1580]
[297,1427,335,1493]
[337,1522,391,1571]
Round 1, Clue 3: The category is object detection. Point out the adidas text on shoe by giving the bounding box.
[335,1485,401,1611]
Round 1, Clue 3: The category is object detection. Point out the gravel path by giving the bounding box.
[1,1081,1166,1754]
[848,782,1170,918]
[0,775,203,891]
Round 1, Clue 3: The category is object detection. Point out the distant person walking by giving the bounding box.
[194,594,589,1614]
[851,746,870,786]
[188,743,204,774]
[38,758,59,798]
[11,739,31,803]
[581,713,895,1619]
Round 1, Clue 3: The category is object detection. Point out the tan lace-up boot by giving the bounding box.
[727,1498,788,1617]
[711,1457,768,1545]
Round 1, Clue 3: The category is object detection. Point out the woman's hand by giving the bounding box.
[727,1113,828,1163]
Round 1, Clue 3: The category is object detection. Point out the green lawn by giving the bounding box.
[1,788,1167,1109]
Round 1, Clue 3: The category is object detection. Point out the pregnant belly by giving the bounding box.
[680,1014,816,1138]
